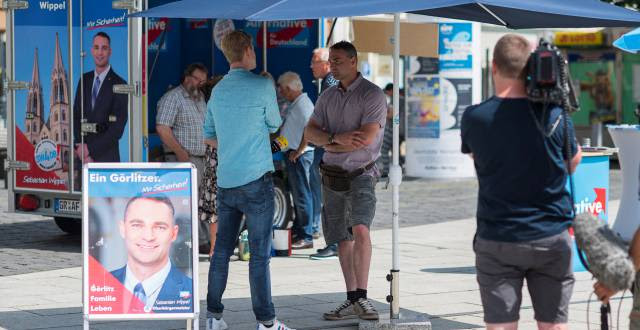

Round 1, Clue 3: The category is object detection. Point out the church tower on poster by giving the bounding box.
[25,48,44,145]
[48,32,71,171]
[24,33,71,173]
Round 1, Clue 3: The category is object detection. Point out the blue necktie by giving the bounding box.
[91,76,100,109]
[132,283,147,311]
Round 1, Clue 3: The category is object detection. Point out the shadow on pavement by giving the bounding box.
[0,293,483,330]
[420,266,476,275]
[0,219,80,251]
[0,219,81,276]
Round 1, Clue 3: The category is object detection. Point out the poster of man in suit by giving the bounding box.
[73,31,128,190]
[71,0,132,192]
[84,165,197,317]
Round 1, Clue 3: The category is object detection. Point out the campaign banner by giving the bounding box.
[568,155,610,272]
[211,19,319,103]
[244,20,313,48]
[72,0,130,191]
[148,18,171,52]
[438,23,473,71]
[83,163,197,319]
[13,0,71,191]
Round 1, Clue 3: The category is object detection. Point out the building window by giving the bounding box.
[63,130,67,142]
[58,78,64,102]
[62,110,66,121]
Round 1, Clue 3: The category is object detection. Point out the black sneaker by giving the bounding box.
[310,245,338,260]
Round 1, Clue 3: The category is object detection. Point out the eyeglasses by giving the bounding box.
[190,74,206,84]
[310,60,327,66]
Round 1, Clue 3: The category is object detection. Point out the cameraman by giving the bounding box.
[594,229,640,329]
[461,34,582,330]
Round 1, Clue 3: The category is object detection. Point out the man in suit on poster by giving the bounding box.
[73,31,128,169]
[110,195,193,314]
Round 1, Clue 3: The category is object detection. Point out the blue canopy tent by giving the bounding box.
[249,0,640,28]
[129,0,281,19]
[130,0,640,321]
[133,0,640,29]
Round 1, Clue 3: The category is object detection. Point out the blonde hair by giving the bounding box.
[221,30,253,64]
[493,34,531,80]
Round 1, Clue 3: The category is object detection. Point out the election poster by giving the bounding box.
[72,0,131,191]
[13,0,72,191]
[83,163,198,319]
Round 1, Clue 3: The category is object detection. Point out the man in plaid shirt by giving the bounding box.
[156,62,209,249]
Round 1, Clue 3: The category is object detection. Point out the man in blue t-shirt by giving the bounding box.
[203,30,293,330]
[461,34,582,330]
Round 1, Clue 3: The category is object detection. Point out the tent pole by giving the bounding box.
[263,21,268,72]
[388,12,402,320]
[477,3,507,26]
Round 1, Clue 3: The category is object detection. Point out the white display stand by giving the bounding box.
[82,163,199,329]
[608,125,640,241]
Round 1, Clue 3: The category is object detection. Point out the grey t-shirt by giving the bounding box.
[311,74,387,175]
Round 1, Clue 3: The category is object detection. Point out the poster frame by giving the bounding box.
[82,162,199,322]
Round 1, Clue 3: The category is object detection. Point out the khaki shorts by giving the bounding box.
[474,231,575,324]
[321,175,377,245]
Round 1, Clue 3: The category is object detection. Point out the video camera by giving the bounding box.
[526,39,579,113]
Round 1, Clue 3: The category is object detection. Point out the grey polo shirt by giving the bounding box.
[311,74,387,174]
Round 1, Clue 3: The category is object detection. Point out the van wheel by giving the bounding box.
[273,176,293,229]
[54,217,81,235]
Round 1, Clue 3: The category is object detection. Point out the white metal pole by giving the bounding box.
[388,12,402,320]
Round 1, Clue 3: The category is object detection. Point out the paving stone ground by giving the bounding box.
[0,167,622,276]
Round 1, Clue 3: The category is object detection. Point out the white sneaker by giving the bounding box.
[207,317,228,330]
[256,319,295,330]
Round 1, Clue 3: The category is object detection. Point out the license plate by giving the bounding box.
[55,199,81,214]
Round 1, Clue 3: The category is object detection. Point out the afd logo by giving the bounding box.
[34,139,58,171]
[574,188,607,217]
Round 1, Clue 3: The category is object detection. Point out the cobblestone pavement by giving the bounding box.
[0,168,622,276]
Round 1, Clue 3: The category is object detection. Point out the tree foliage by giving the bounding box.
[602,0,640,9]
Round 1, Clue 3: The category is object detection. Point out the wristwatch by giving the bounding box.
[328,133,335,145]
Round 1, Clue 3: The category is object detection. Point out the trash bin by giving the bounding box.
[272,229,291,257]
